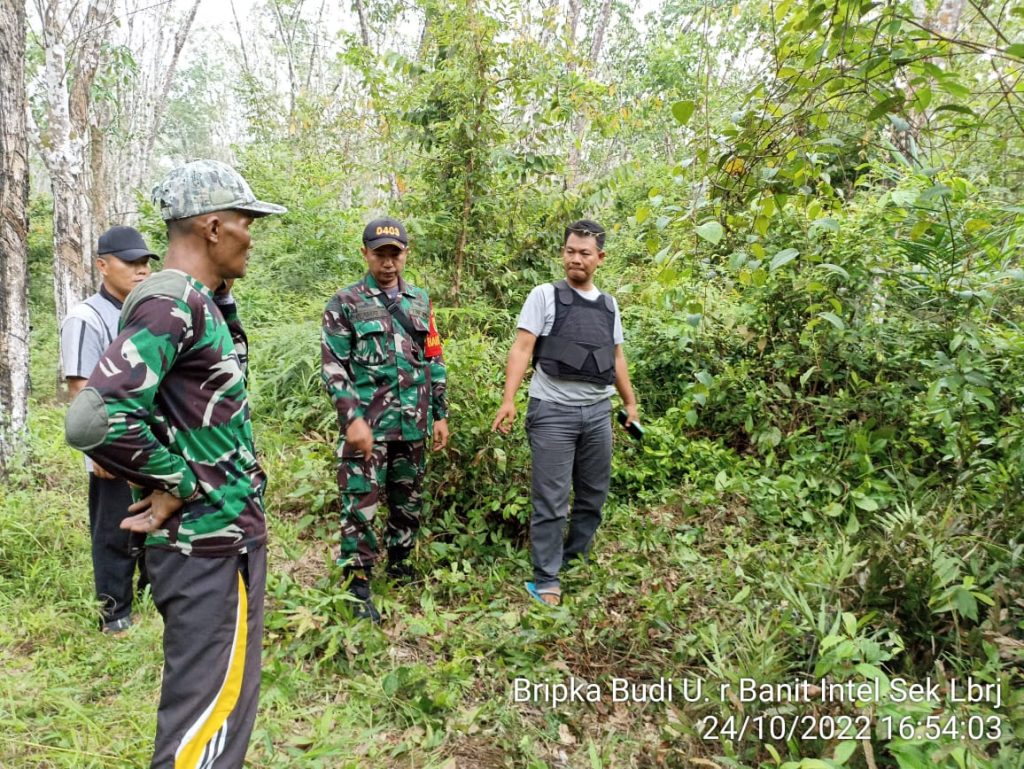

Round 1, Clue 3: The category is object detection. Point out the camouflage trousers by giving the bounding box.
[336,439,426,570]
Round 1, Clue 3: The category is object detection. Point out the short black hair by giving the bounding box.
[166,217,192,239]
[564,219,605,250]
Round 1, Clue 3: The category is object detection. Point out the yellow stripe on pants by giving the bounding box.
[175,572,248,769]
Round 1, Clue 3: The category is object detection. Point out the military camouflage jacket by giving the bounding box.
[65,270,267,557]
[321,273,447,443]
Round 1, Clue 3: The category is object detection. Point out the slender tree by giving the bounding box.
[0,0,30,474]
[28,0,115,326]
[106,0,201,224]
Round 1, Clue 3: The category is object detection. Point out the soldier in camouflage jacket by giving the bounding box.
[322,216,449,623]
[66,160,285,769]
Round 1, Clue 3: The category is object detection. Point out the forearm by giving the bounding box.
[430,357,448,419]
[501,339,533,404]
[614,347,637,407]
[66,377,87,399]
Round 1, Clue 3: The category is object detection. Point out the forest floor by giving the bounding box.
[1,403,1021,769]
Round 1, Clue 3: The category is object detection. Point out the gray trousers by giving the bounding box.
[147,545,266,769]
[525,397,612,589]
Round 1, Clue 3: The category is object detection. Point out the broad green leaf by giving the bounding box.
[731,584,751,603]
[672,100,695,125]
[818,311,845,330]
[853,495,879,511]
[891,189,918,206]
[919,183,952,201]
[818,263,849,279]
[913,86,932,111]
[769,247,799,271]
[1005,43,1024,58]
[933,103,976,116]
[696,220,724,244]
[866,95,902,120]
[939,79,971,99]
[833,741,857,765]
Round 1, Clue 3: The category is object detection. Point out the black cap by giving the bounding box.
[362,217,408,250]
[97,226,158,263]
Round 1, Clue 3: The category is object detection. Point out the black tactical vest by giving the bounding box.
[532,280,616,385]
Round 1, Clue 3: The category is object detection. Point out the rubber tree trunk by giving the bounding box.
[0,0,31,474]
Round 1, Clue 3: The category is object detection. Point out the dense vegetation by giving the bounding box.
[2,0,1024,766]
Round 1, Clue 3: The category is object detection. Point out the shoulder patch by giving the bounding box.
[122,270,192,321]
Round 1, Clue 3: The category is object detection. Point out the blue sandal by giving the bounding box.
[525,581,561,607]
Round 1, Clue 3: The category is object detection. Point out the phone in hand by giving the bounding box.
[617,409,644,441]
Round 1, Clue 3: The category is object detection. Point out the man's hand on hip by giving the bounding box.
[120,490,185,533]
[91,461,116,480]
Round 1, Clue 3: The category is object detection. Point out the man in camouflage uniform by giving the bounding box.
[66,160,285,769]
[322,216,449,623]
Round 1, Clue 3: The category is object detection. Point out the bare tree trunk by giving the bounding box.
[452,151,474,301]
[144,0,201,164]
[356,0,401,200]
[565,0,613,189]
[566,0,581,46]
[88,101,108,288]
[354,0,371,47]
[0,0,30,474]
[105,0,202,225]
[588,0,613,61]
[30,0,115,326]
[270,0,302,125]
[231,0,253,74]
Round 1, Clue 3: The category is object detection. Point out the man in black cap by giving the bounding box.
[321,216,449,622]
[60,225,157,633]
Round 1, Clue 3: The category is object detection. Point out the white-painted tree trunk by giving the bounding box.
[29,0,114,327]
[0,0,30,473]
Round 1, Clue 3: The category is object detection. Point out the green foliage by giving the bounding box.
[12,0,1024,763]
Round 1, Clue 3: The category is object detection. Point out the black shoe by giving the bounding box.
[347,577,381,624]
[386,560,417,582]
[101,615,132,636]
[386,546,417,583]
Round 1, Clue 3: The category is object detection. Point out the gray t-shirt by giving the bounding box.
[516,283,624,406]
[60,288,122,472]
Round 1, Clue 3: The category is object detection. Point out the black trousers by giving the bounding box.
[87,474,148,624]
[148,546,266,769]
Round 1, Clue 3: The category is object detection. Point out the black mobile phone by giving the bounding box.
[617,409,644,441]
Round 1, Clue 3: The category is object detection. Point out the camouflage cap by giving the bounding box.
[152,159,287,221]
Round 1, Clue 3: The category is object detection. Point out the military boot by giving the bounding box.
[386,546,417,583]
[345,568,381,624]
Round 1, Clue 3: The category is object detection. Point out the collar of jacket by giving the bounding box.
[363,272,413,297]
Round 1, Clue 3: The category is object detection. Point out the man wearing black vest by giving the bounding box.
[492,220,639,607]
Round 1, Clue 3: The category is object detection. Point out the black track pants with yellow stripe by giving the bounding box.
[147,545,266,769]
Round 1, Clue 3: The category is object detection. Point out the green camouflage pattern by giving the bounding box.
[65,269,266,557]
[151,159,287,221]
[322,272,447,568]
[336,440,425,568]
[321,273,447,441]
